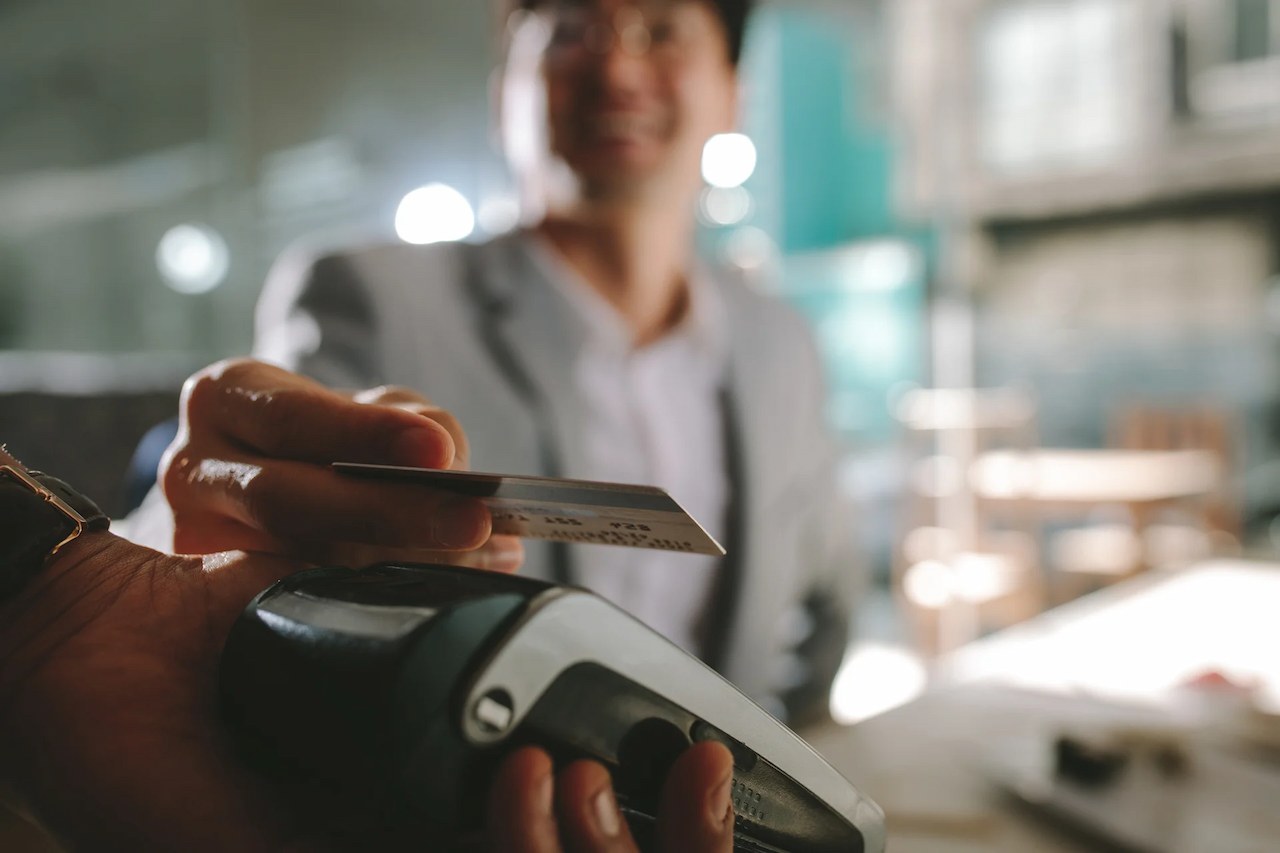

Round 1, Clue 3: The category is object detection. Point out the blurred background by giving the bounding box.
[3,0,1280,848]
[2,0,1279,699]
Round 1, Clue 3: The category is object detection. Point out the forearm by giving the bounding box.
[0,532,138,777]
[0,447,135,787]
[0,446,131,680]
[0,534,119,832]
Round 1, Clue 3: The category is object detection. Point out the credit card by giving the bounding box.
[332,462,726,557]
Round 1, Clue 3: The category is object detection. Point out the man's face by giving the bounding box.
[503,0,738,207]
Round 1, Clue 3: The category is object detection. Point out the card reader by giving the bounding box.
[220,563,886,852]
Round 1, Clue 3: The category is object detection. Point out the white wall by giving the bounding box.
[0,0,505,360]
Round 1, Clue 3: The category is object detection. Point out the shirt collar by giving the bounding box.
[520,232,729,369]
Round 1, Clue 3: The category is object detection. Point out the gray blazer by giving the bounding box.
[254,232,862,724]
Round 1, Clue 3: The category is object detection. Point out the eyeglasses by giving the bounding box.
[539,2,709,67]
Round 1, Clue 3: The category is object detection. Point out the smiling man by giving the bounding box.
[155,0,862,726]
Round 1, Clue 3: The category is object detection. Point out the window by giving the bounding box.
[1231,0,1277,63]
[976,0,1138,176]
[1182,0,1280,123]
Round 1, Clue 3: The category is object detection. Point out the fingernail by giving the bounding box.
[711,775,733,828]
[432,501,486,549]
[391,426,449,467]
[592,786,622,838]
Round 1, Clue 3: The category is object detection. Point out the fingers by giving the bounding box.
[488,747,561,853]
[321,535,525,575]
[184,360,457,469]
[656,742,735,853]
[487,750,638,853]
[171,457,490,553]
[485,745,732,853]
[555,759,638,853]
[353,387,470,470]
[442,535,524,573]
[167,471,491,560]
[161,358,497,560]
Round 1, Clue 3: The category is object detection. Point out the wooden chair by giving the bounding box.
[1049,404,1239,602]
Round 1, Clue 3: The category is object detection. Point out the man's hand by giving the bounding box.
[159,358,522,571]
[490,744,736,853]
[0,525,311,850]
[0,446,733,850]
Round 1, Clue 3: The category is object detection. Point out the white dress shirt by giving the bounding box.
[527,237,730,655]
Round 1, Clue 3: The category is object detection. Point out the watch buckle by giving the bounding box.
[0,465,87,556]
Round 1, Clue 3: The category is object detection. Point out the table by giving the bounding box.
[805,559,1280,852]
[808,687,1098,852]
[970,448,1221,508]
[971,448,1226,588]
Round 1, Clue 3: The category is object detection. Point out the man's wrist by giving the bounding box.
[0,533,139,788]
[0,450,111,601]
[0,452,121,768]
[0,530,124,659]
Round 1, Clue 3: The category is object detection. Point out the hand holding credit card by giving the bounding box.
[333,462,726,556]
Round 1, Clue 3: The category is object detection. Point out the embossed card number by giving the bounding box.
[332,463,725,557]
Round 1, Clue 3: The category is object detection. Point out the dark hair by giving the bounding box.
[507,0,753,66]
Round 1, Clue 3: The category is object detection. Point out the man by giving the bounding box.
[0,438,736,851]
[144,0,860,725]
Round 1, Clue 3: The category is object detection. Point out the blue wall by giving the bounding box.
[721,6,929,441]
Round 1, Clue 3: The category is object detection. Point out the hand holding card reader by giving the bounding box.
[220,563,886,852]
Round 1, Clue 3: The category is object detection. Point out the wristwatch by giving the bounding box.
[0,465,110,599]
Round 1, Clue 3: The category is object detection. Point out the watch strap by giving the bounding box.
[0,466,109,599]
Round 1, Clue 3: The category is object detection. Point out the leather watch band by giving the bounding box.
[0,466,110,599]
